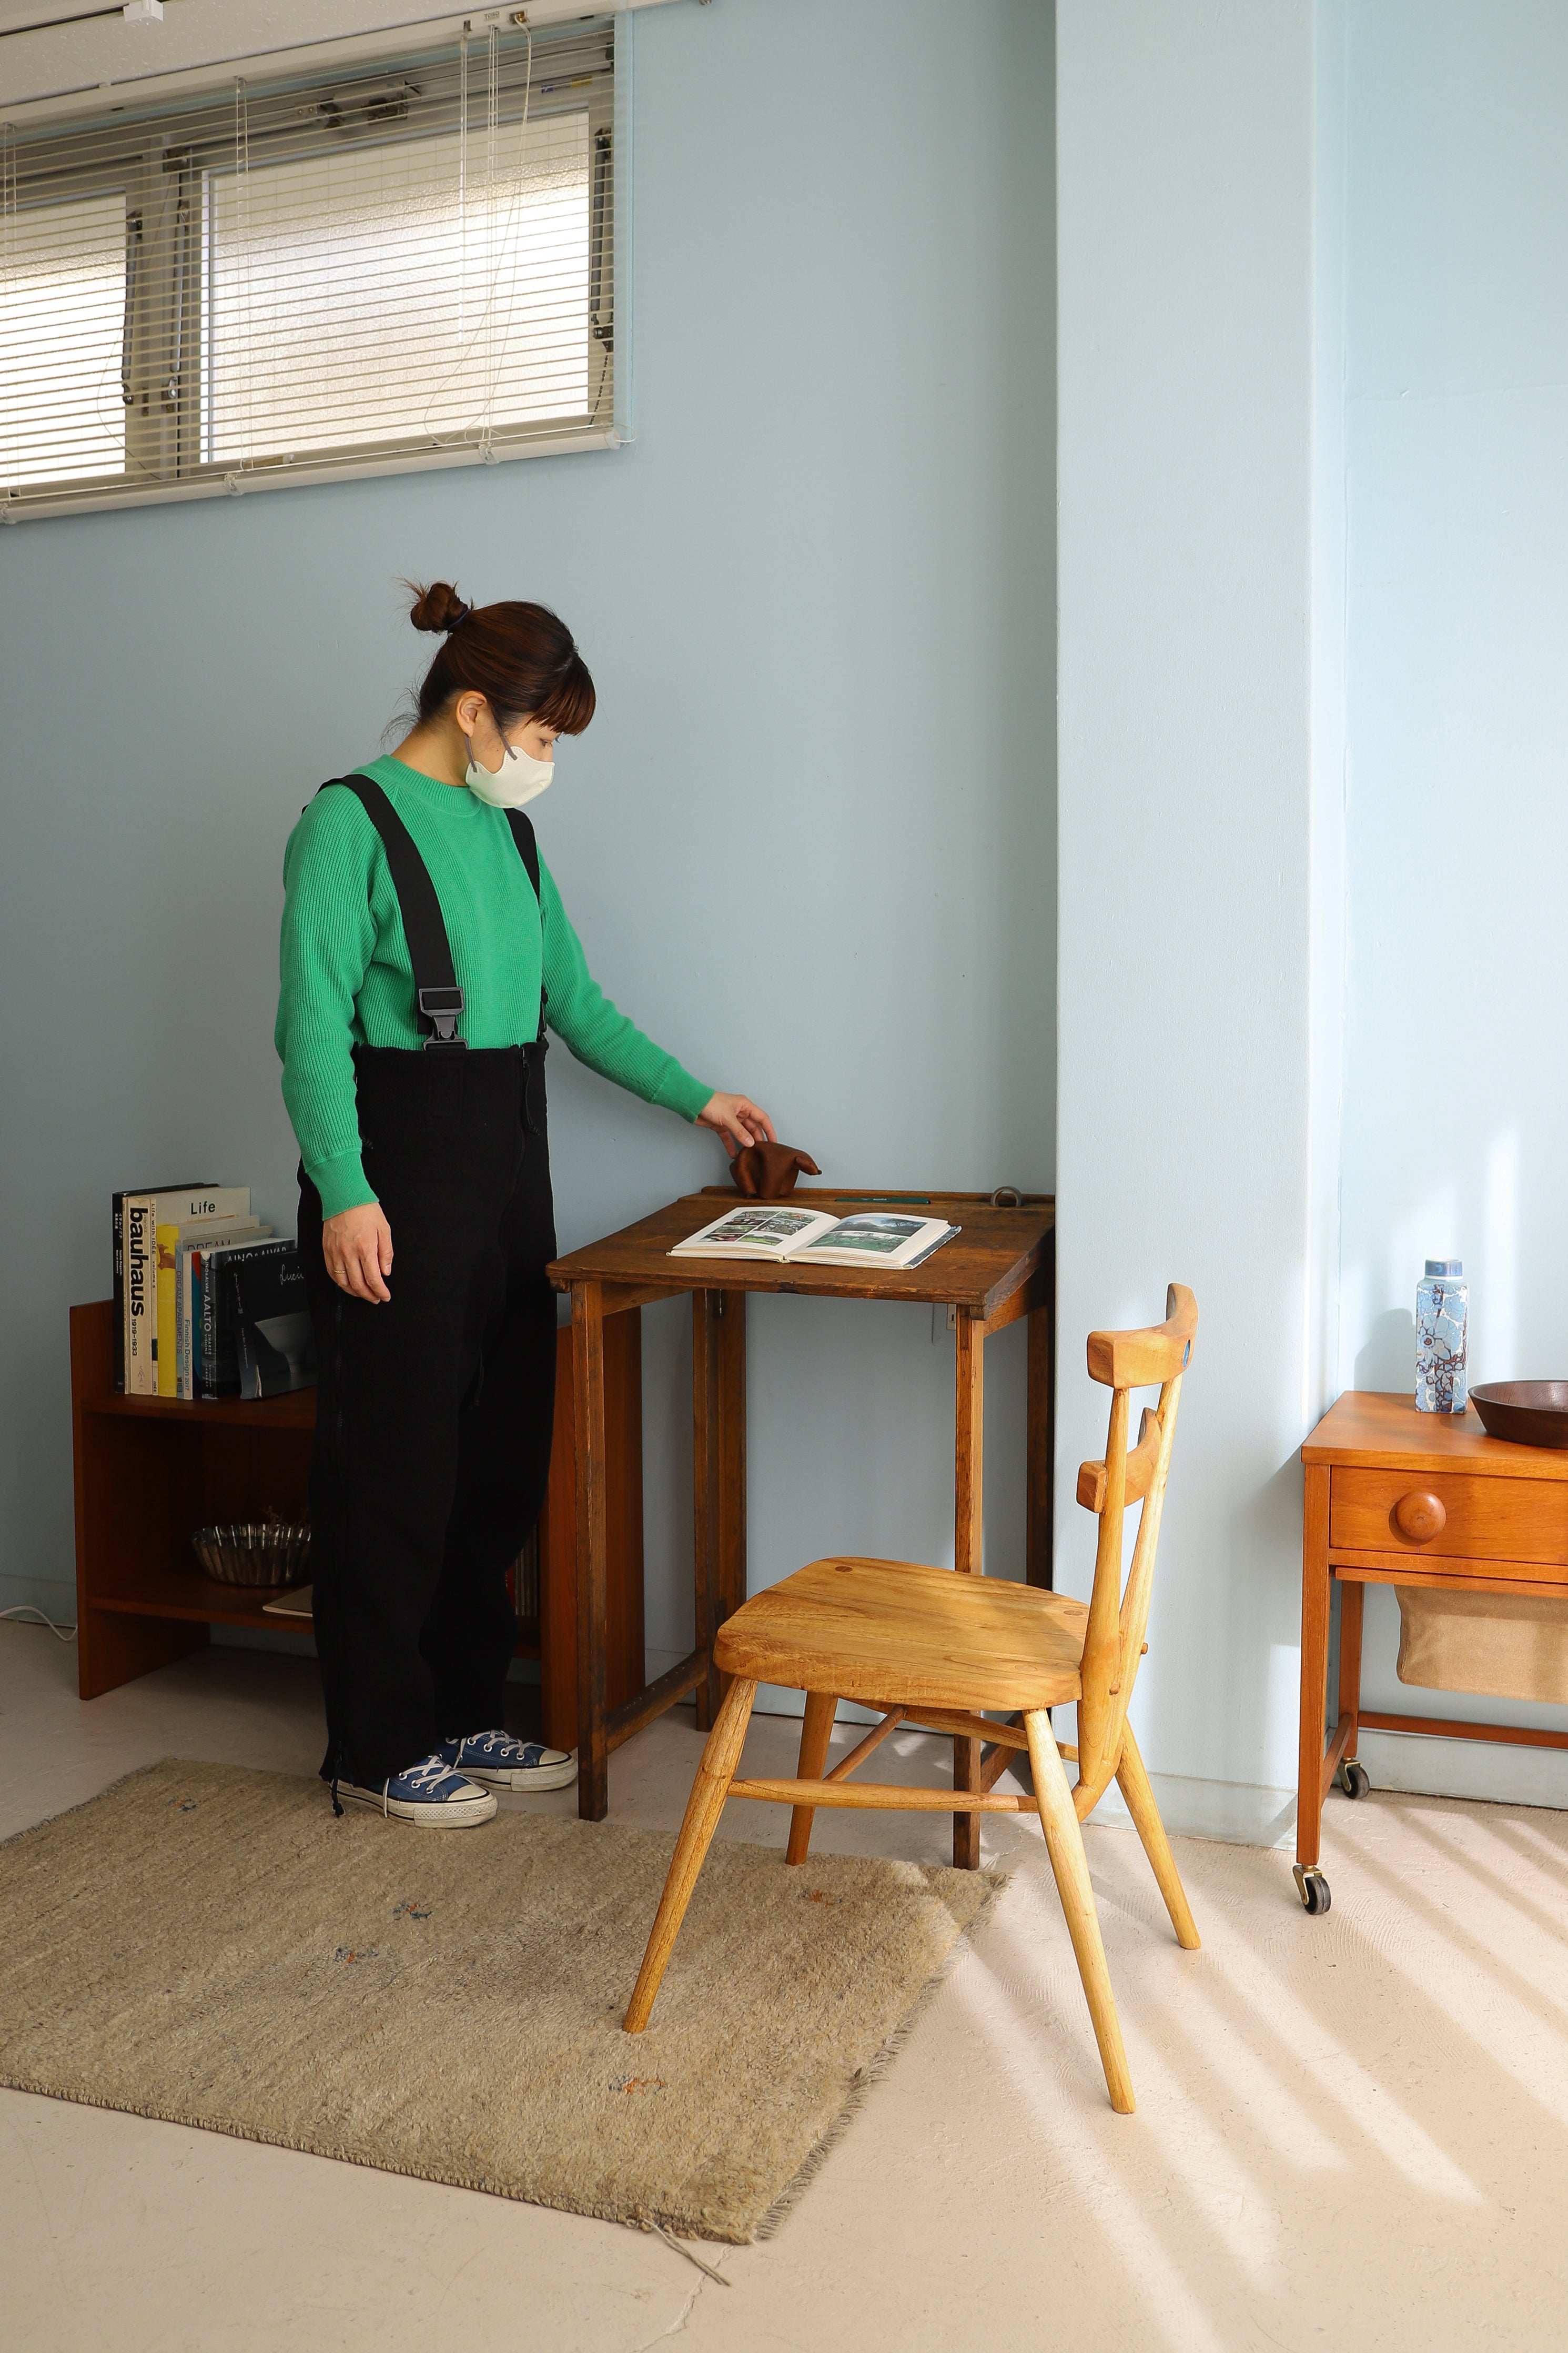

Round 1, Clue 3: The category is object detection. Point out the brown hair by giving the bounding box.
[406,580,596,735]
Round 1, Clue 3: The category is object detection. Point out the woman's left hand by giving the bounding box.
[698,1092,778,1157]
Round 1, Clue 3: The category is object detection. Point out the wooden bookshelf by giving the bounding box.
[82,1386,316,1428]
[70,1298,644,1750]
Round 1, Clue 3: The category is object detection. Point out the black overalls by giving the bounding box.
[296,775,557,1792]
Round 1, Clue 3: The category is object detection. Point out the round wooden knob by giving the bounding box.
[1394,1490,1446,1542]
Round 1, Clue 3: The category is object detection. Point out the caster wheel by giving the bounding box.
[1293,1864,1331,1916]
[1339,1760,1371,1801]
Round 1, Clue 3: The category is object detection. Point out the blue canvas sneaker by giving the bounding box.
[336,1751,498,1827]
[438,1729,578,1792]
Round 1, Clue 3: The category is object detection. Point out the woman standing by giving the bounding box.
[277,582,774,1827]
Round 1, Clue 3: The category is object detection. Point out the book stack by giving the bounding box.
[112,1182,317,1401]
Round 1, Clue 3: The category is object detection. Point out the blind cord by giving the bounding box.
[479,22,533,455]
[421,21,536,454]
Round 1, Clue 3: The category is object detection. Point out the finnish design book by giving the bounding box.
[668,1205,958,1271]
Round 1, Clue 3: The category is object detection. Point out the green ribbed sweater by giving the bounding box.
[276,757,712,1218]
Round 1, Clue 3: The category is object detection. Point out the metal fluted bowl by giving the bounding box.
[192,1522,311,1588]
[1469,1382,1568,1449]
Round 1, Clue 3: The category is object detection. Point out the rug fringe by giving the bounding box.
[2,1764,1009,2248]
[0,2068,766,2245]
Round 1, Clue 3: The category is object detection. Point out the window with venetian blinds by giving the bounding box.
[0,17,618,520]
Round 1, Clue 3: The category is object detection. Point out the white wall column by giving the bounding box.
[1055,0,1333,1833]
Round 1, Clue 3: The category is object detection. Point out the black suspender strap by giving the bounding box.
[504,808,549,1044]
[321,775,465,1049]
[317,776,548,1050]
[504,806,541,900]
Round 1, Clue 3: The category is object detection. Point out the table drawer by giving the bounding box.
[1330,1466,1568,1565]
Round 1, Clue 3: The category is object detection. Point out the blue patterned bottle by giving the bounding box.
[1415,1260,1468,1414]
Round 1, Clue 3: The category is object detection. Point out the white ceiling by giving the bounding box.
[0,0,677,116]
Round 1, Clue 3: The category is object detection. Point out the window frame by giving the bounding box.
[0,21,621,526]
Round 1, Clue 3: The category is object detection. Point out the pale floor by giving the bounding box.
[4,1622,1566,2353]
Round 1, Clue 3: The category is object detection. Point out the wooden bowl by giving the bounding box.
[1469,1383,1568,1449]
[191,1522,311,1587]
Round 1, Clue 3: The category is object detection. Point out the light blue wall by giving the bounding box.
[1337,0,1568,1797]
[0,0,1055,1665]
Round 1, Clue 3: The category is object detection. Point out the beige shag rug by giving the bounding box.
[0,1759,1002,2242]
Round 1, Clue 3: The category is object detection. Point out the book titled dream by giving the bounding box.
[669,1205,958,1271]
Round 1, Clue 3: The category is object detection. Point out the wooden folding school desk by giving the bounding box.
[1298,1390,1568,1912]
[547,1187,1055,1868]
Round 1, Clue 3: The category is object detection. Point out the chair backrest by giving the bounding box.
[1072,1283,1198,1808]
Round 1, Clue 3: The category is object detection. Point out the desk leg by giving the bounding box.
[1026,1261,1055,1592]
[715,1290,747,1701]
[953,1309,985,1869]
[573,1281,611,1822]
[692,1289,721,1732]
[1338,1577,1364,1762]
[1296,1464,1331,1878]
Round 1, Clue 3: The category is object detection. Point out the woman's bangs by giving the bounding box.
[534,658,597,737]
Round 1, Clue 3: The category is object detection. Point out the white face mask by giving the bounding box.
[464,726,553,809]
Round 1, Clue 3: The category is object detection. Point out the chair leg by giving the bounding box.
[624,1676,757,2034]
[1114,1722,1200,1950]
[1023,1708,1136,2116]
[785,1690,838,1865]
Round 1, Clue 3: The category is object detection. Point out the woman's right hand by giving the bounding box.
[323,1202,394,1303]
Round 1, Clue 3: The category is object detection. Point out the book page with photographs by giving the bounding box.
[666,1204,841,1260]
[793,1213,957,1271]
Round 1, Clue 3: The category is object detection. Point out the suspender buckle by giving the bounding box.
[417,984,467,1050]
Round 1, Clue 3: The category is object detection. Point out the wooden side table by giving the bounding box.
[548,1187,1055,1867]
[1298,1391,1568,1912]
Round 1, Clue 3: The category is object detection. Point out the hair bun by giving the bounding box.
[408,580,472,635]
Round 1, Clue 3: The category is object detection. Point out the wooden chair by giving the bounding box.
[623,1285,1200,2115]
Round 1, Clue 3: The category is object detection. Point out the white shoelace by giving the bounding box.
[460,1729,525,1761]
[381,1752,462,1815]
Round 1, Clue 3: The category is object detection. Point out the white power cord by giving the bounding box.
[644,2223,729,2286]
[0,1605,77,1643]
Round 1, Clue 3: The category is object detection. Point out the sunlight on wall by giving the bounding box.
[1390,1188,1460,1306]
[1337,1261,1365,1394]
[1480,1129,1519,1380]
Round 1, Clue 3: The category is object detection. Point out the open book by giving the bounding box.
[669,1204,958,1271]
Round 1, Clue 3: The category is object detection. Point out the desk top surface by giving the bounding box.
[549,1189,1054,1317]
[1303,1390,1568,1480]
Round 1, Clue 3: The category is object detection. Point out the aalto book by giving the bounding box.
[668,1204,958,1271]
[174,1228,272,1399]
[156,1215,267,1397]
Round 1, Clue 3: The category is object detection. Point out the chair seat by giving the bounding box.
[714,1556,1089,1713]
